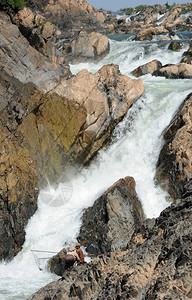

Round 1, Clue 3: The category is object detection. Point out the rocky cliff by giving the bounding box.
[0,5,145,260]
[156,93,192,200]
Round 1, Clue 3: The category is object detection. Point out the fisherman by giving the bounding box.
[75,243,85,264]
[65,246,80,271]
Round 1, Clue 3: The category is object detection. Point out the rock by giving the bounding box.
[132,59,162,77]
[69,31,110,62]
[135,25,168,41]
[156,93,192,200]
[181,44,192,64]
[48,248,67,276]
[27,196,192,300]
[0,68,87,260]
[77,176,144,255]
[0,13,71,92]
[0,63,144,261]
[160,37,172,41]
[53,64,145,165]
[168,41,183,51]
[12,7,58,61]
[153,63,192,79]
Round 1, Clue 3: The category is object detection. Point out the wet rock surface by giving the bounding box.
[78,176,144,255]
[0,15,144,259]
[28,196,192,300]
[156,93,192,200]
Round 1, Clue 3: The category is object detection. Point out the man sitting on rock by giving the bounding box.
[75,243,85,265]
[65,246,80,271]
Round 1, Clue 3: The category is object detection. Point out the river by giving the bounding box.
[0,32,192,300]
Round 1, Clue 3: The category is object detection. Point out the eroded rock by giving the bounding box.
[28,196,192,300]
[154,63,192,79]
[132,59,162,77]
[78,176,144,255]
[70,31,110,62]
[53,64,145,165]
[156,93,192,200]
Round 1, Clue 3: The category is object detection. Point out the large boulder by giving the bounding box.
[181,43,192,64]
[132,59,162,77]
[168,41,183,51]
[48,248,67,276]
[53,64,145,165]
[77,176,144,255]
[28,196,192,300]
[156,93,192,200]
[69,31,110,62]
[135,25,168,41]
[153,63,192,79]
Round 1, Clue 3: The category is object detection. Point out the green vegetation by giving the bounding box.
[165,2,176,9]
[135,5,146,12]
[0,0,26,13]
[32,17,45,33]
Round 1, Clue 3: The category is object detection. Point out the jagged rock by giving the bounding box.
[181,44,192,64]
[0,62,144,261]
[48,248,67,276]
[52,64,145,165]
[0,12,71,92]
[12,7,58,60]
[134,25,168,41]
[156,93,192,200]
[27,196,192,300]
[153,63,192,79]
[69,31,110,62]
[0,69,87,260]
[132,59,162,77]
[168,41,183,51]
[77,176,144,255]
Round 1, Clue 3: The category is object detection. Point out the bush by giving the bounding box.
[0,0,26,14]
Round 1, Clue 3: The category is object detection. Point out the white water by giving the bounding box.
[0,34,192,300]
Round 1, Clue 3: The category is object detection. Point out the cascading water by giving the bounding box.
[1,33,192,300]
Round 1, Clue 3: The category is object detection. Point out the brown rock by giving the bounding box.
[53,64,145,164]
[132,59,162,77]
[135,25,168,41]
[181,44,192,64]
[70,31,110,62]
[0,13,71,92]
[0,69,87,260]
[168,41,183,51]
[78,176,144,255]
[155,63,192,79]
[0,62,144,260]
[156,93,192,200]
[28,196,192,300]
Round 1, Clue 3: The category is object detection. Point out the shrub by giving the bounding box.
[0,0,26,14]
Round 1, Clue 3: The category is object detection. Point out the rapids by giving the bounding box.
[0,33,192,300]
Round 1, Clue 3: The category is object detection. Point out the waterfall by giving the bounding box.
[0,33,192,300]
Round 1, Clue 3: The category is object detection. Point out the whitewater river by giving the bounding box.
[0,33,192,299]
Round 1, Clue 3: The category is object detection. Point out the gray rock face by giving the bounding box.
[28,196,192,300]
[0,12,71,93]
[78,176,144,255]
[156,93,192,200]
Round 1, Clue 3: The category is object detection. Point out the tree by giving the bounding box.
[0,0,26,14]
